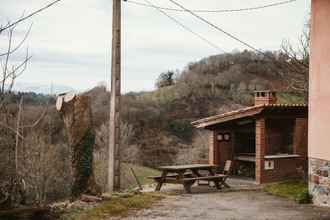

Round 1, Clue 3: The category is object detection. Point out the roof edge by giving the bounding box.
[191,103,307,129]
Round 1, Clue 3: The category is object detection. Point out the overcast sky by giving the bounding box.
[0,0,310,93]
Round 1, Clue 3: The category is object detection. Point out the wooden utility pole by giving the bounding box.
[108,0,122,192]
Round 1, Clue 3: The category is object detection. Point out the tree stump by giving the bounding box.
[56,93,101,200]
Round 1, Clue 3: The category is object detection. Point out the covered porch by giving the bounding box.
[192,91,308,184]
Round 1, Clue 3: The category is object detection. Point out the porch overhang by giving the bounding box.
[191,104,307,129]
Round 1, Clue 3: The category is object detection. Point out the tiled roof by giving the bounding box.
[191,103,307,128]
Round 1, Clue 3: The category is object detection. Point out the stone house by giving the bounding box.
[192,91,308,184]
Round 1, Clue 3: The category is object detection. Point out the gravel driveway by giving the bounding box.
[117,179,330,220]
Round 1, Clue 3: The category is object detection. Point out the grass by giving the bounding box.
[277,93,306,104]
[121,163,160,189]
[61,193,164,220]
[264,181,312,204]
[94,161,160,191]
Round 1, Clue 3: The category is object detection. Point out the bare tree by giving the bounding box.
[0,24,32,99]
[0,21,51,207]
[279,23,310,99]
[0,22,32,208]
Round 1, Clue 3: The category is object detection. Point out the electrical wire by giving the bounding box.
[0,0,63,33]
[127,0,297,13]
[142,0,226,53]
[167,0,265,55]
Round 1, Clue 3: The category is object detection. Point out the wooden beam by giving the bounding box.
[108,0,121,193]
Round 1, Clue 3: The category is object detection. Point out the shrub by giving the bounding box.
[295,189,312,204]
[264,181,311,204]
[166,120,193,141]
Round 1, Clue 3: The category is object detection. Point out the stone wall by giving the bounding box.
[309,157,330,206]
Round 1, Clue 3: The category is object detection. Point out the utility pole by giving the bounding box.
[108,0,122,192]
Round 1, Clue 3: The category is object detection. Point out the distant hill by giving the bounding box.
[12,82,75,94]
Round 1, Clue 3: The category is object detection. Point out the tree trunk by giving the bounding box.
[56,93,101,200]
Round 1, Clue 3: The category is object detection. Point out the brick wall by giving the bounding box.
[293,118,308,157]
[209,117,307,184]
[254,91,277,106]
[256,118,266,184]
[256,118,307,184]
[261,157,305,183]
[208,130,216,165]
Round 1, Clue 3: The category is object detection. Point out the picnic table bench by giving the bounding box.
[148,164,230,193]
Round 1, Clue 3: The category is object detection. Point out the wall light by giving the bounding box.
[217,134,223,141]
[224,133,231,141]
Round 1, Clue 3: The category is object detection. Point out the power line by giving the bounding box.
[0,0,63,33]
[127,0,297,13]
[167,0,265,55]
[141,0,226,53]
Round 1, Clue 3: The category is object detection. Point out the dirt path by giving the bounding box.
[119,190,330,220]
[115,179,330,220]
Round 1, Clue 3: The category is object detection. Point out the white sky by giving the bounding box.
[0,0,310,93]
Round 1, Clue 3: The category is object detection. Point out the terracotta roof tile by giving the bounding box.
[191,103,307,128]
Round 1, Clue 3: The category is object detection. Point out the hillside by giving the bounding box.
[89,50,306,168]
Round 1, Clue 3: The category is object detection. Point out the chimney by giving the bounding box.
[254,90,277,106]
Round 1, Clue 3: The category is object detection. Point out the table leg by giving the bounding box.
[177,170,193,193]
[196,168,214,186]
[189,168,202,186]
[183,181,193,193]
[191,169,202,177]
[207,167,215,176]
[155,170,167,191]
[221,176,230,188]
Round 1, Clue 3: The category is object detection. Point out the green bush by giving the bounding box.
[264,181,311,204]
[295,189,312,204]
[167,120,193,141]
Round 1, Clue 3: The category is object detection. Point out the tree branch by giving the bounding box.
[0,24,32,57]
[0,0,62,33]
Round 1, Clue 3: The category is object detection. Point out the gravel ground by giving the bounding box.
[116,179,330,220]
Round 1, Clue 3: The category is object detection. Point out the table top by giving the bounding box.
[235,155,256,162]
[158,164,216,171]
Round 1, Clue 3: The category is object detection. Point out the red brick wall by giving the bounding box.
[261,157,306,183]
[256,118,308,184]
[293,118,308,158]
[256,118,266,184]
[254,91,277,106]
[255,98,277,106]
[209,117,307,184]
[208,130,216,165]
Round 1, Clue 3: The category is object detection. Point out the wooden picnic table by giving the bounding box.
[149,164,228,193]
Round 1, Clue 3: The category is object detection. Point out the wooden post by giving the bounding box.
[130,167,143,190]
[108,0,122,192]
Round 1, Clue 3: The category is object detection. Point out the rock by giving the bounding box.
[101,193,112,201]
[80,194,102,203]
